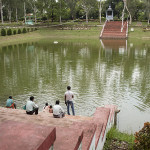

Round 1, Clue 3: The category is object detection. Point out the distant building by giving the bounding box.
[25,13,34,25]
[106,6,113,21]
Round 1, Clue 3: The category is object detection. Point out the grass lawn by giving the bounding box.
[103,127,135,150]
[0,27,102,46]
[0,22,149,47]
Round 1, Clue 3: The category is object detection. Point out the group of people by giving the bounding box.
[6,86,75,118]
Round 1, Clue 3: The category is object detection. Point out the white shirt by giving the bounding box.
[53,105,64,115]
[26,100,38,112]
[43,106,49,113]
[65,90,74,101]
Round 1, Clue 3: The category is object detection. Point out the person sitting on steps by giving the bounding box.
[53,100,65,118]
[26,96,39,115]
[49,105,53,113]
[6,96,16,109]
[43,102,50,113]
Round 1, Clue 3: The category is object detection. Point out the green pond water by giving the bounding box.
[0,38,150,133]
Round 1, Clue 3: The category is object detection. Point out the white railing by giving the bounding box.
[126,21,128,38]
[100,20,107,38]
[121,21,126,32]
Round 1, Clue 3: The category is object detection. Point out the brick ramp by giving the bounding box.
[93,107,110,149]
[0,106,117,150]
[0,120,56,150]
[0,108,92,150]
[101,21,127,39]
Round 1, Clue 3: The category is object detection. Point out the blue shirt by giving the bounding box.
[6,99,13,107]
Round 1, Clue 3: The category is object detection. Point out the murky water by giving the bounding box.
[0,38,150,133]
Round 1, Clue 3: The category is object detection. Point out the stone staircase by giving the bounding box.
[100,21,128,39]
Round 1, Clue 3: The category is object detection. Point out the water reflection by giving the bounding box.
[0,39,150,133]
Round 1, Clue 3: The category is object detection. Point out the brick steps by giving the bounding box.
[101,21,128,39]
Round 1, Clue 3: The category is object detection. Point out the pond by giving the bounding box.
[0,38,150,133]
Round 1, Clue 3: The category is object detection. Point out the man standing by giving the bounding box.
[6,96,16,109]
[64,86,75,115]
[53,100,65,118]
[26,96,39,115]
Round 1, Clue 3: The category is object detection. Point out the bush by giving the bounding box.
[31,28,34,32]
[41,16,47,21]
[134,122,150,150]
[1,28,6,36]
[22,28,27,33]
[27,28,30,32]
[34,28,38,31]
[13,30,16,35]
[18,28,21,34]
[7,29,12,36]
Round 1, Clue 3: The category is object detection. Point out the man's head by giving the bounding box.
[45,102,48,106]
[50,105,52,108]
[9,96,12,99]
[30,96,34,101]
[56,100,60,105]
[67,86,71,90]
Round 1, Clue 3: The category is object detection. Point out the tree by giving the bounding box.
[27,0,38,24]
[80,0,97,23]
[145,0,150,24]
[126,0,138,24]
[65,0,77,20]
[0,0,4,23]
[98,0,102,23]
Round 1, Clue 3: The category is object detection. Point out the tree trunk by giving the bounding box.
[99,0,102,24]
[125,2,132,24]
[34,4,37,24]
[59,0,62,24]
[60,15,62,24]
[24,2,26,23]
[8,6,11,23]
[148,11,150,25]
[86,11,88,23]
[0,0,4,24]
[52,5,54,22]
[16,8,18,23]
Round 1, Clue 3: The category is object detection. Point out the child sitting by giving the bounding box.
[49,105,53,113]
[43,103,50,113]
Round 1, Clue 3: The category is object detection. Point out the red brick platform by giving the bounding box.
[0,105,117,150]
[0,120,56,150]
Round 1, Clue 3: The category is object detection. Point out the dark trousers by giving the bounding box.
[67,100,75,115]
[26,108,38,115]
[53,112,65,118]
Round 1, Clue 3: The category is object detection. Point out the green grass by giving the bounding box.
[128,27,150,45]
[130,21,149,27]
[0,24,149,47]
[103,127,135,150]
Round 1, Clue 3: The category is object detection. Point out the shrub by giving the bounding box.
[34,28,38,31]
[13,30,16,35]
[134,122,150,150]
[1,28,6,36]
[27,28,30,32]
[22,28,27,33]
[41,16,47,21]
[18,28,21,34]
[31,28,34,32]
[7,29,12,36]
